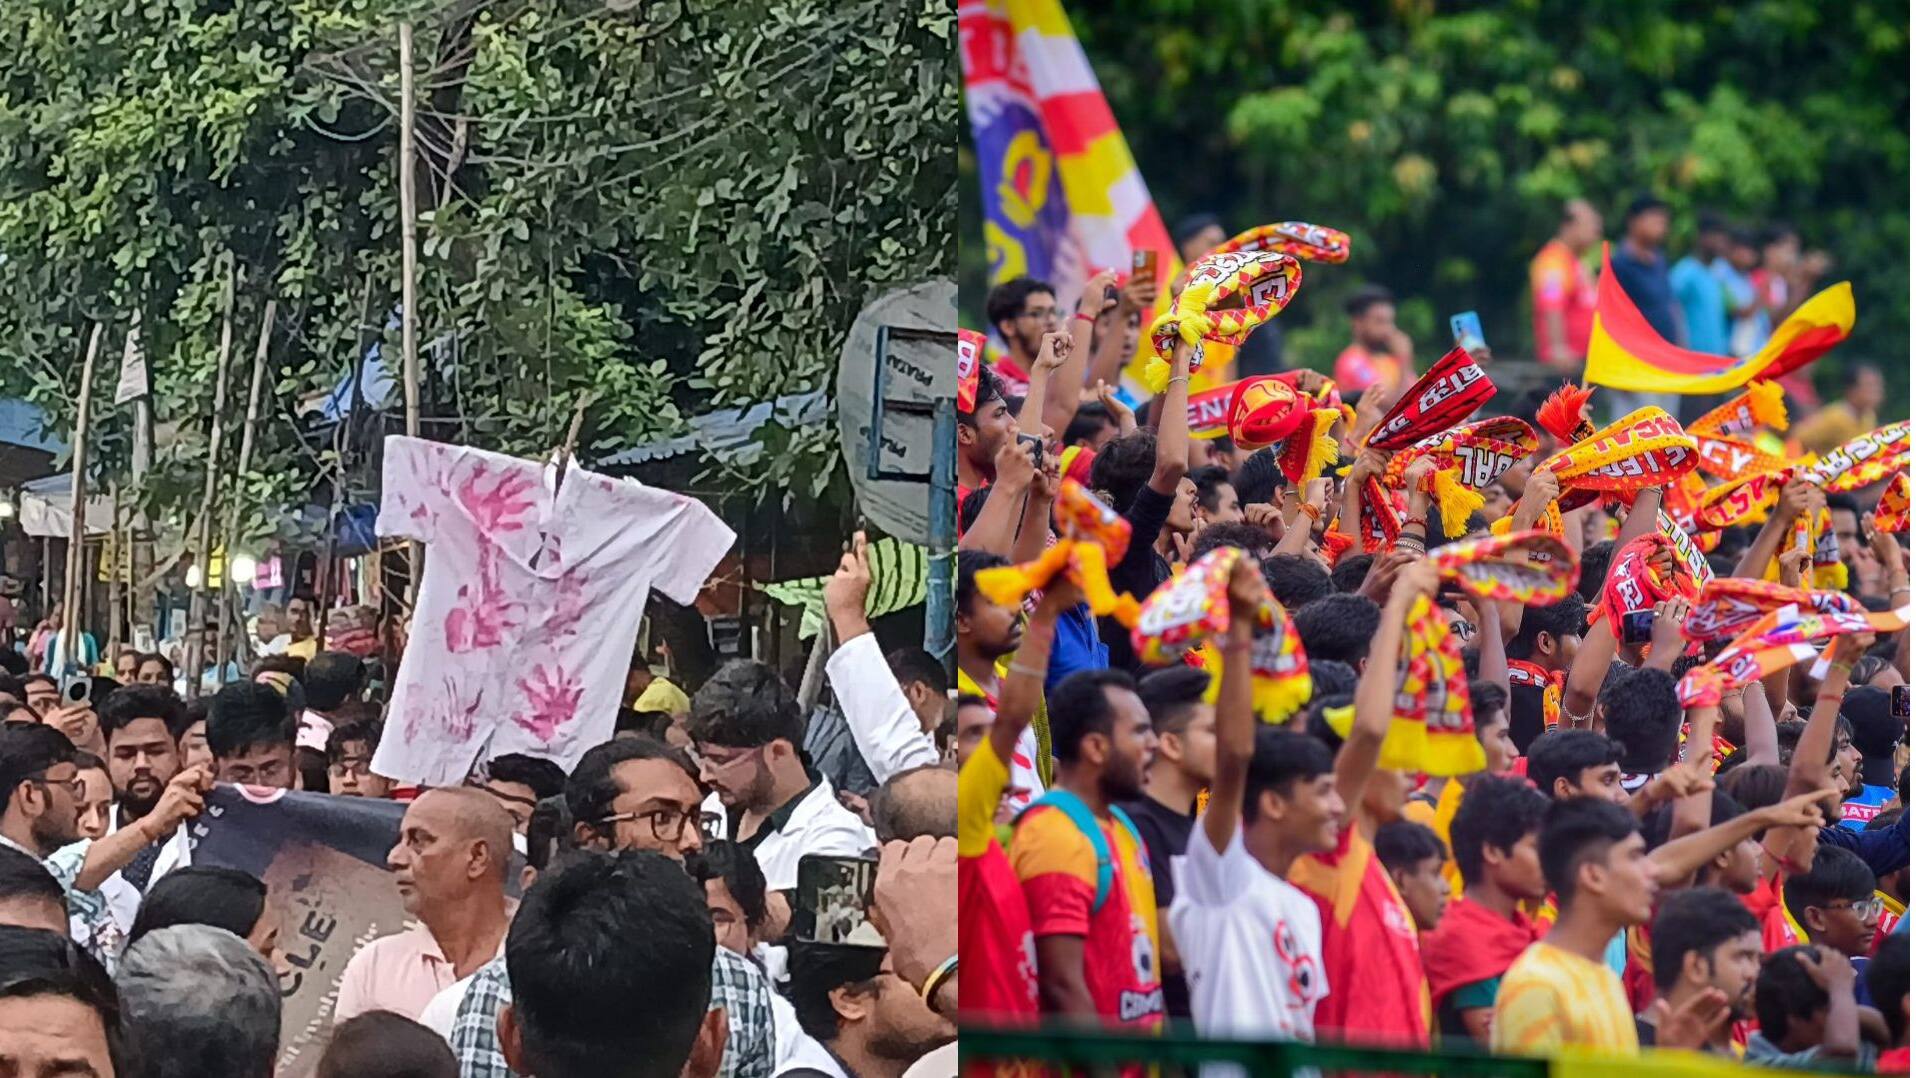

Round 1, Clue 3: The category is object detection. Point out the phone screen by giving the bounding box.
[1894,684,1910,720]
[1450,310,1486,351]
[1620,610,1656,646]
[793,855,885,949]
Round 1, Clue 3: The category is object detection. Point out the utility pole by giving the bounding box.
[215,299,275,676]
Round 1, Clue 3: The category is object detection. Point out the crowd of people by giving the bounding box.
[957,224,1910,1073]
[0,530,964,1076]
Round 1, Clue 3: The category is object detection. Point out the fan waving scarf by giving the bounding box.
[1386,417,1539,540]
[1328,532,1573,778]
[1131,547,1311,723]
[1677,602,1915,707]
[1212,221,1353,264]
[1807,422,1910,493]
[1146,250,1301,390]
[1355,348,1495,549]
[1583,243,1855,394]
[1592,532,1703,639]
[1683,578,1862,643]
[974,480,1141,627]
[1544,407,1699,494]
[1227,376,1340,485]
[957,328,983,416]
[1876,473,1910,534]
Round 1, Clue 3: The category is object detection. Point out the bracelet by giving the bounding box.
[920,955,958,1002]
[1213,636,1252,653]
[1166,375,1190,386]
[1296,502,1322,522]
[1073,311,1095,324]
[1007,662,1048,680]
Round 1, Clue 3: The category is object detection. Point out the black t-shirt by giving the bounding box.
[1117,793,1196,1017]
[1101,484,1175,672]
[1508,682,1548,755]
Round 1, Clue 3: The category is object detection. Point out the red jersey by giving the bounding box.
[959,742,1038,1023]
[1010,800,1164,1032]
[1289,822,1432,1046]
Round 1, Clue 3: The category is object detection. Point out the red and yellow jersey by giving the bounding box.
[1009,801,1164,1031]
[1289,822,1433,1047]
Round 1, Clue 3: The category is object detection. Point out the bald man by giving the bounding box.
[334,788,515,1023]
[870,764,957,843]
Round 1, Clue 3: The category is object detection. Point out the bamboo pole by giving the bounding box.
[183,269,236,699]
[106,482,121,660]
[58,325,103,676]
[215,299,275,674]
[398,20,423,604]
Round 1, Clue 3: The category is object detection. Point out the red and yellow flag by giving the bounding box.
[1582,244,1854,394]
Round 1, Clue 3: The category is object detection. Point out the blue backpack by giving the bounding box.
[1016,788,1146,913]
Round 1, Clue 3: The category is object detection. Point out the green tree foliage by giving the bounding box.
[961,1,1906,414]
[0,0,955,544]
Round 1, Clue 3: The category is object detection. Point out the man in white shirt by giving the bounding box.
[687,660,874,893]
[1169,557,1340,1052]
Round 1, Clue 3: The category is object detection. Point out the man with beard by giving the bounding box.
[1639,887,1762,1051]
[1009,668,1164,1035]
[2,720,206,963]
[97,686,190,889]
[687,660,872,893]
[983,276,1059,400]
[782,941,957,1078]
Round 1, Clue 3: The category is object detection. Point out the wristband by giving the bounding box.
[1007,662,1047,680]
[1074,311,1095,324]
[920,955,958,1002]
[1296,502,1322,523]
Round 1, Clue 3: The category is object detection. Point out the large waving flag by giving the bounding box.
[1583,243,1854,395]
[960,0,1187,395]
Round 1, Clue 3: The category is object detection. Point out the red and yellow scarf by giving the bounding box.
[1876,473,1910,535]
[1132,547,1313,722]
[1212,220,1353,264]
[958,328,984,415]
[1808,421,1909,493]
[1591,532,1703,640]
[1355,348,1496,549]
[1678,602,1914,707]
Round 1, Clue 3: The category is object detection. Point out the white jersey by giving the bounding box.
[1170,825,1328,1047]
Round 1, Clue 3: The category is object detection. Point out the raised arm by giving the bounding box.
[1742,682,1781,767]
[990,579,1080,767]
[824,533,941,782]
[1649,789,1825,887]
[1042,272,1114,439]
[1016,330,1071,441]
[1733,477,1816,580]
[1200,558,1263,855]
[1786,632,1871,798]
[1336,562,1436,814]
[957,438,1037,556]
[1149,341,1194,496]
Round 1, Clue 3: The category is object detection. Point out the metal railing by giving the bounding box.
[959,1025,1846,1076]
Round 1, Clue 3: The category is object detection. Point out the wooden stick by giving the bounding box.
[215,299,276,673]
[58,325,102,675]
[106,482,121,660]
[183,268,236,699]
[398,20,423,605]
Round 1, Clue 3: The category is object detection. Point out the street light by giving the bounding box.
[185,565,202,589]
[230,554,258,585]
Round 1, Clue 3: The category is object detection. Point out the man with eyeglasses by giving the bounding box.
[983,276,1060,399]
[687,661,874,895]
[206,681,297,789]
[0,723,86,861]
[1782,845,1884,971]
[448,737,777,1078]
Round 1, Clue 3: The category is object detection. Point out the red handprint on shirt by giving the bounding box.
[457,464,538,533]
[514,664,582,742]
